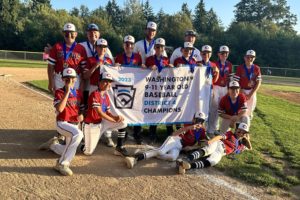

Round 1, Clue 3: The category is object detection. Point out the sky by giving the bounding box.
[51,0,300,33]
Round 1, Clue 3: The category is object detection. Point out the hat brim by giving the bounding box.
[100,78,114,82]
[62,75,77,78]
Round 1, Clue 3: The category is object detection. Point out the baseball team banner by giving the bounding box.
[101,65,212,126]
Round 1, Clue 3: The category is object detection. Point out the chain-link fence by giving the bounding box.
[0,50,44,61]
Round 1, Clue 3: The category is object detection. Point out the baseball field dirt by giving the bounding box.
[0,67,296,199]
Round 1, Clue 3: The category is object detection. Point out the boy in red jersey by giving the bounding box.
[124,112,207,169]
[83,72,128,156]
[174,42,197,67]
[178,123,251,174]
[39,68,84,176]
[47,23,87,93]
[218,81,250,133]
[235,50,262,119]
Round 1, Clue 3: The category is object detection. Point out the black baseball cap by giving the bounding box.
[185,30,197,37]
[87,23,99,31]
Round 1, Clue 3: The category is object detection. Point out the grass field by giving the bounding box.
[0,59,46,68]
[28,79,300,191]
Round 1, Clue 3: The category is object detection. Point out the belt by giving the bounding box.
[67,121,79,125]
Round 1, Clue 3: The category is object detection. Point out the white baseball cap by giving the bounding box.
[201,45,212,52]
[63,23,76,32]
[62,68,77,78]
[228,80,240,88]
[246,50,256,57]
[238,123,249,133]
[96,38,108,46]
[100,72,114,82]
[147,21,157,30]
[184,42,194,49]
[194,112,206,120]
[155,38,166,46]
[219,45,229,52]
[124,35,135,43]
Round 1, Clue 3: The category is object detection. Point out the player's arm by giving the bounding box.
[55,81,72,113]
[172,124,202,136]
[47,63,55,94]
[83,62,101,79]
[106,109,124,122]
[247,79,261,99]
[212,65,219,83]
[207,135,222,145]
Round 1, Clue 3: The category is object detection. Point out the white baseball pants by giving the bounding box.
[242,89,257,119]
[202,140,226,166]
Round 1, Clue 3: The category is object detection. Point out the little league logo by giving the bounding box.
[112,85,136,109]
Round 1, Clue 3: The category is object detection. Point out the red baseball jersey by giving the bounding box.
[115,53,142,66]
[221,131,246,155]
[218,93,247,116]
[145,55,169,68]
[84,90,111,124]
[48,42,87,75]
[213,60,233,87]
[174,57,197,67]
[85,57,113,86]
[54,88,82,123]
[235,64,262,89]
[180,127,207,147]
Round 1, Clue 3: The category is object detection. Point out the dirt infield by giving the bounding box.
[0,67,295,199]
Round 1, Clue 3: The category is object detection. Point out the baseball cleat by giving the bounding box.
[177,160,191,175]
[39,137,59,150]
[125,157,136,169]
[114,146,130,157]
[106,137,115,147]
[54,161,73,176]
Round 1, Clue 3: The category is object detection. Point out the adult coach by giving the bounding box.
[133,21,167,64]
[235,50,262,119]
[207,45,233,134]
[170,30,202,64]
[47,23,86,93]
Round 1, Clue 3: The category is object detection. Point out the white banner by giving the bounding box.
[101,65,212,126]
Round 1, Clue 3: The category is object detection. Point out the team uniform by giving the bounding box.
[115,52,142,66]
[82,90,127,155]
[207,60,233,134]
[218,93,249,133]
[170,47,202,64]
[235,64,262,118]
[48,42,87,90]
[173,56,197,67]
[48,88,83,167]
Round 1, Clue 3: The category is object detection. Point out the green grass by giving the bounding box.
[262,84,300,93]
[0,59,47,68]
[263,75,300,85]
[28,80,49,93]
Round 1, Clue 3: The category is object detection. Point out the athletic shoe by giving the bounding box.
[177,160,191,175]
[114,146,130,157]
[39,137,59,150]
[125,157,137,169]
[54,161,73,176]
[106,137,115,147]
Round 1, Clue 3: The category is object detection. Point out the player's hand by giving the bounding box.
[65,78,72,92]
[115,115,124,122]
[44,43,52,54]
[48,82,54,94]
[77,114,84,122]
[212,66,219,73]
[168,64,174,68]
[141,64,147,69]
[150,65,157,70]
[246,93,252,100]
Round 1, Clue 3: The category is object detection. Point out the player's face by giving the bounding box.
[99,80,112,91]
[218,51,229,62]
[236,129,246,138]
[87,30,100,44]
[63,31,77,44]
[182,48,193,57]
[96,45,107,56]
[201,51,212,62]
[244,55,255,65]
[185,35,196,44]
[123,42,134,53]
[146,28,156,40]
[154,45,164,56]
[63,77,77,87]
[228,87,239,98]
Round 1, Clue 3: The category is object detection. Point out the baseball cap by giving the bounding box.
[147,21,157,30]
[185,30,197,37]
[194,112,206,124]
[155,38,166,46]
[124,35,135,43]
[184,42,194,49]
[87,23,99,31]
[96,38,108,47]
[62,68,77,78]
[238,123,249,133]
[228,80,240,88]
[63,23,76,32]
[201,45,212,52]
[100,72,114,82]
[219,45,229,52]
[246,50,256,57]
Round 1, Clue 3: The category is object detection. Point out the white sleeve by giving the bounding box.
[170,48,181,64]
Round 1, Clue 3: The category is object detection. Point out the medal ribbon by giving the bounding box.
[243,64,254,80]
[63,42,77,67]
[123,53,134,66]
[87,41,99,62]
[218,60,227,77]
[155,55,164,73]
[143,39,155,54]
[182,56,196,73]
[228,96,239,115]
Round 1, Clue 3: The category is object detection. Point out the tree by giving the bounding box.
[106,0,124,31]
[193,0,207,34]
[142,0,155,21]
[181,3,191,19]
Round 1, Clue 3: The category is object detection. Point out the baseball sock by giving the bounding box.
[191,160,211,169]
[135,153,146,161]
[117,129,126,147]
[187,149,205,161]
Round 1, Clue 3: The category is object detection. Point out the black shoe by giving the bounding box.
[114,146,130,157]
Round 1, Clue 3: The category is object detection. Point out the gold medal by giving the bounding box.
[64,62,69,68]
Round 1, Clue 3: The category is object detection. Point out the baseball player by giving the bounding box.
[145,38,174,141]
[178,122,252,174]
[218,80,250,133]
[124,112,208,169]
[83,72,128,156]
[47,23,87,93]
[133,21,167,64]
[115,35,143,67]
[207,45,233,135]
[39,68,84,176]
[200,45,219,83]
[235,50,262,119]
[170,30,202,64]
[173,42,198,67]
